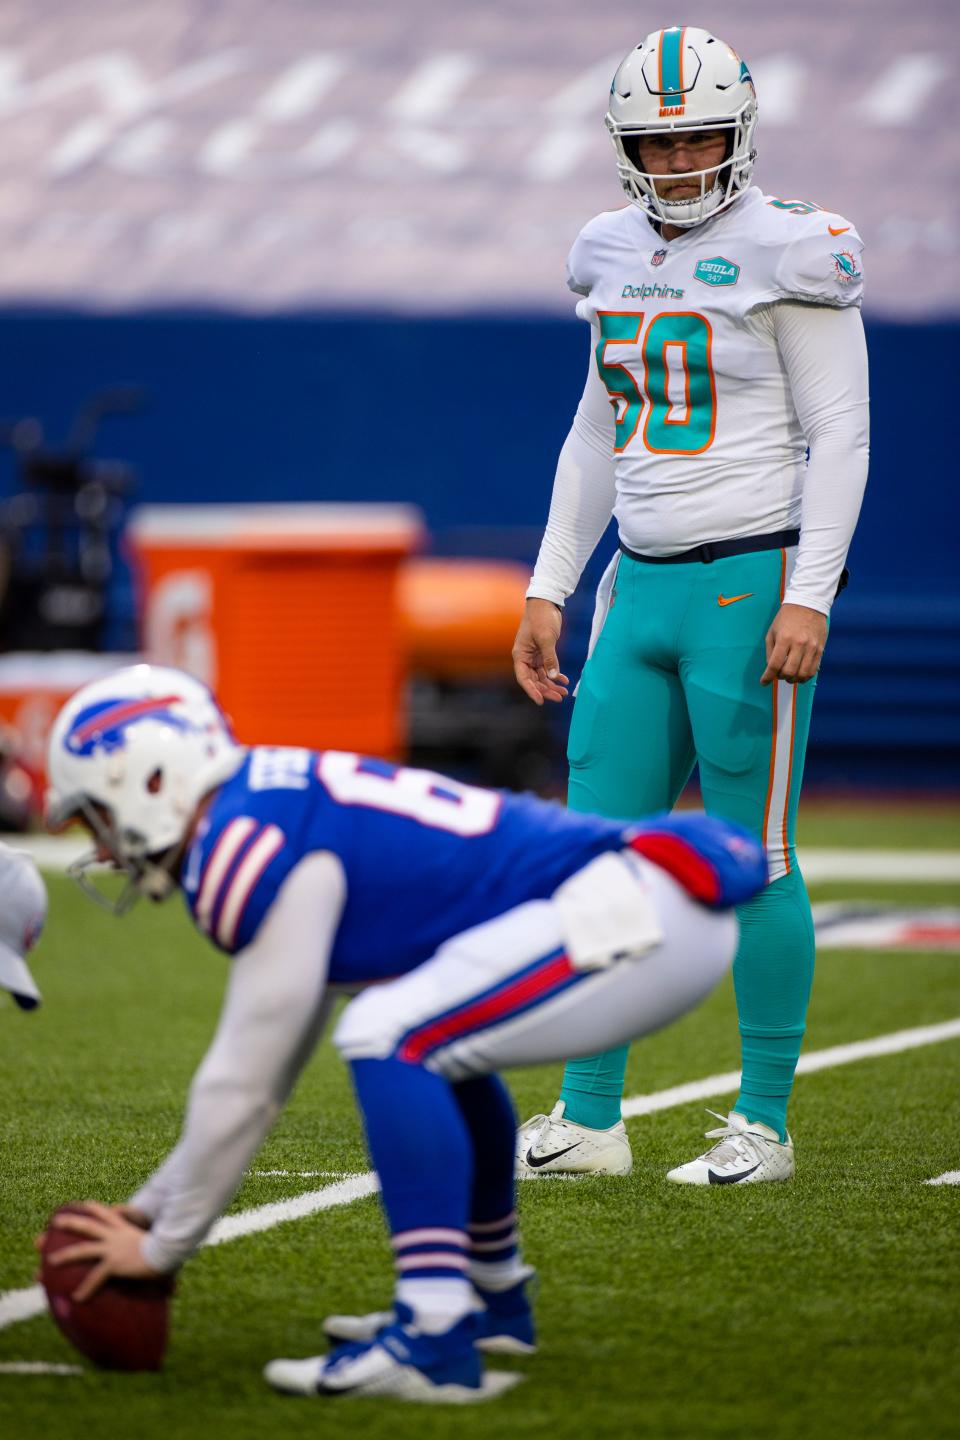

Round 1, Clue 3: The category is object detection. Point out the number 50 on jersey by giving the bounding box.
[596,310,717,456]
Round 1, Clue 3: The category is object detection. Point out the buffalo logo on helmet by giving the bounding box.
[64,695,195,757]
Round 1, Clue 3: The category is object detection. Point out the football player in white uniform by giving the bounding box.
[512,27,869,1183]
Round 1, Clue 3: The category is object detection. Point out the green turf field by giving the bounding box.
[1,806,958,1439]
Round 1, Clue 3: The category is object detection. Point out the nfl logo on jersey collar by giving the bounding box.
[651,248,667,267]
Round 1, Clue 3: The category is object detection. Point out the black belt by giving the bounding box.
[618,529,849,597]
[619,529,799,565]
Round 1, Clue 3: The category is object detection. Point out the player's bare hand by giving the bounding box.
[512,599,569,705]
[761,603,827,686]
[47,1200,163,1302]
[34,1198,147,1255]
[110,1203,152,1229]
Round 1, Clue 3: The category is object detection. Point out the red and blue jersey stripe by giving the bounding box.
[188,815,286,952]
[396,948,583,1065]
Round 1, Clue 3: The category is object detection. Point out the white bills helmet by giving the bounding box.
[47,664,244,912]
[606,27,758,228]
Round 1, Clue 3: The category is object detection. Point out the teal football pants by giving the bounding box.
[560,546,817,1142]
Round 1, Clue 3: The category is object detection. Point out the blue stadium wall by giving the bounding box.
[1,310,957,788]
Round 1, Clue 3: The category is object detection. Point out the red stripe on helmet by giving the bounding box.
[71,695,184,743]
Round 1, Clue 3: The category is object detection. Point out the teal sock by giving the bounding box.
[559,1046,630,1130]
[732,869,815,1142]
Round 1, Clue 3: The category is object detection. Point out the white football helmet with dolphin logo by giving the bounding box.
[606,26,758,228]
[47,664,244,911]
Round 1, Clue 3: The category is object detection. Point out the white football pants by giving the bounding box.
[334,855,737,1082]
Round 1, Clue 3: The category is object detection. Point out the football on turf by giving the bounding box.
[40,1204,175,1371]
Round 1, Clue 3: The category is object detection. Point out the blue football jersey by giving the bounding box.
[181,748,765,982]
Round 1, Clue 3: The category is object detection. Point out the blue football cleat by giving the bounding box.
[322,1273,537,1356]
[473,1276,537,1356]
[266,1305,521,1403]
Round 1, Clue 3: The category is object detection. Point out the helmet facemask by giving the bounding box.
[608,110,756,228]
[63,793,184,916]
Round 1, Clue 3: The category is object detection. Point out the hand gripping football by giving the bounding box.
[40,1204,175,1371]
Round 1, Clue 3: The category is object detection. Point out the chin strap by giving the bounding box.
[658,185,724,225]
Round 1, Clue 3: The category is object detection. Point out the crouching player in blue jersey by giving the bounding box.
[43,665,766,1403]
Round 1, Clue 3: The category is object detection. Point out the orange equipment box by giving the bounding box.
[398,559,530,680]
[0,652,141,798]
[127,503,424,758]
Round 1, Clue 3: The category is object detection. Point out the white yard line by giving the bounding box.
[2,1019,959,1337]
[622,1016,960,1117]
[924,1171,960,1186]
[208,1171,378,1245]
[0,1361,84,1375]
[0,1172,379,1335]
[10,834,960,882]
[253,1170,349,1179]
[0,1289,47,1331]
[3,836,90,870]
[801,851,960,882]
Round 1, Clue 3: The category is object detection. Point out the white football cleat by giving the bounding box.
[264,1352,517,1404]
[516,1100,633,1177]
[265,1307,521,1404]
[666,1110,795,1185]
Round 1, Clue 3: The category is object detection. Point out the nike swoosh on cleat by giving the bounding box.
[717,593,753,606]
[828,224,850,236]
[707,1162,761,1184]
[525,1143,582,1169]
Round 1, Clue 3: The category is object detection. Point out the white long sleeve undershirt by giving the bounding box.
[772,303,870,613]
[524,331,617,608]
[526,301,869,617]
[131,852,346,1273]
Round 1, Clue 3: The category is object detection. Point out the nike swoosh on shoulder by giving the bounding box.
[525,1142,581,1169]
[828,225,850,236]
[708,1162,761,1184]
[717,593,753,606]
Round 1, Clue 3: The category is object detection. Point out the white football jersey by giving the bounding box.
[567,186,864,554]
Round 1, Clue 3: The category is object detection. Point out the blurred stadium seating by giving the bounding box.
[0,0,957,790]
[0,0,954,312]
